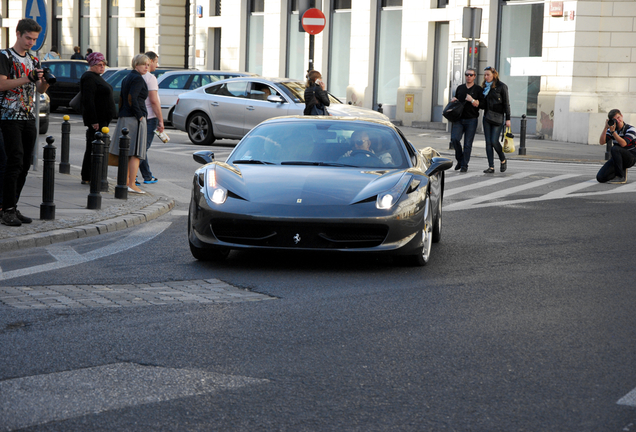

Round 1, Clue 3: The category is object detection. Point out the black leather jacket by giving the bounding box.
[482,81,511,121]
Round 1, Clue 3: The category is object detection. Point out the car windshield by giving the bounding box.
[278,81,341,105]
[228,121,408,169]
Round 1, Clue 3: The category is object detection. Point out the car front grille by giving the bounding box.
[211,220,388,249]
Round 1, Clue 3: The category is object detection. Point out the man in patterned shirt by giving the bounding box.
[0,19,50,226]
[596,109,636,184]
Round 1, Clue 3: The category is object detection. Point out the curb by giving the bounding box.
[0,197,175,253]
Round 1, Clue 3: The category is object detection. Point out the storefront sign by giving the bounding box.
[550,2,564,17]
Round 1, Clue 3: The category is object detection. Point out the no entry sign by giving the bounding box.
[302,8,326,35]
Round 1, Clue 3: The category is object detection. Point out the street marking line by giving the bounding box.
[444,172,533,197]
[445,174,579,211]
[0,363,269,431]
[0,222,171,281]
[444,172,483,183]
[618,388,636,406]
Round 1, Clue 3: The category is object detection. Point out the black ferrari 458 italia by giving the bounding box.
[188,116,452,266]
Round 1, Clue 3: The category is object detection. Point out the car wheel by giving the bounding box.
[187,112,216,145]
[167,107,175,125]
[408,194,433,267]
[188,209,229,261]
[432,195,442,243]
[39,120,49,135]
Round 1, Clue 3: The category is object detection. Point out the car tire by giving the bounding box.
[432,195,442,243]
[167,107,175,126]
[188,209,229,261]
[187,112,216,146]
[408,193,433,267]
[39,120,49,135]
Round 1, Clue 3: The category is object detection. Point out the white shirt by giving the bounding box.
[143,72,159,119]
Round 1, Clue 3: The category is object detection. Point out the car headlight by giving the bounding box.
[376,174,412,209]
[206,170,227,204]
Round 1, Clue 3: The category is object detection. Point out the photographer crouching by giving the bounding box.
[596,109,636,184]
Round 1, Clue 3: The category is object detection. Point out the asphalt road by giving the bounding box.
[1,113,636,431]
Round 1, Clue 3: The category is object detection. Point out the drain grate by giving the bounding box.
[0,279,276,309]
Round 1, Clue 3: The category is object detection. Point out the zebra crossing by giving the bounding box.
[443,167,636,211]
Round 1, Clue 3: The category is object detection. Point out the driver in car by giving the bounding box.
[342,131,374,158]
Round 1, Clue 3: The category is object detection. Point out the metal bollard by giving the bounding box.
[87,132,104,209]
[115,128,130,200]
[59,115,71,174]
[40,136,56,220]
[100,127,110,192]
[518,114,527,156]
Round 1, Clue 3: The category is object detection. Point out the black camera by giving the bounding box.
[42,67,56,85]
[608,118,616,127]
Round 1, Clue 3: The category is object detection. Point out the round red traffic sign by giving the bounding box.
[302,8,326,35]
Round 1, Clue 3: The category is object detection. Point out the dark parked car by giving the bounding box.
[41,59,89,112]
[188,116,452,266]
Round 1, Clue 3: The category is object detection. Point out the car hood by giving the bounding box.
[327,104,389,121]
[214,164,405,205]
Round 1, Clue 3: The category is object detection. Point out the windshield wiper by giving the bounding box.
[233,160,275,165]
[281,161,356,167]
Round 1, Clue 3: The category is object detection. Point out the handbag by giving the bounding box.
[442,100,463,122]
[308,86,328,116]
[503,127,515,153]
[108,153,119,167]
[310,104,326,116]
[484,109,504,125]
[69,92,82,113]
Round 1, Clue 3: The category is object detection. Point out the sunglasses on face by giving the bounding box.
[465,73,475,77]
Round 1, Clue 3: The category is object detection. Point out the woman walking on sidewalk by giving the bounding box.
[480,66,511,173]
[80,52,116,185]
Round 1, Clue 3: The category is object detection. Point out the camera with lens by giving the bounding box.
[42,67,56,85]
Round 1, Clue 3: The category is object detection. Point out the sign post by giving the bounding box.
[25,0,48,169]
[25,0,48,52]
[301,8,325,73]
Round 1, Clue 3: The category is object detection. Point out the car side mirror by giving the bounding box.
[193,150,215,165]
[425,157,453,177]
[267,95,284,104]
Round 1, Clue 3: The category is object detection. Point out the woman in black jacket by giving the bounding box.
[79,52,116,184]
[480,66,511,173]
[303,70,330,115]
[109,54,149,193]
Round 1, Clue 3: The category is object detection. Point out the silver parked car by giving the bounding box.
[172,77,390,145]
[157,70,257,125]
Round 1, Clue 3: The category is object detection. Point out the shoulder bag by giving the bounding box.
[69,92,82,113]
[442,100,463,122]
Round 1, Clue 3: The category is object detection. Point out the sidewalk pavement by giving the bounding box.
[0,126,607,253]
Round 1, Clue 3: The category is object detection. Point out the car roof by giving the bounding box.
[258,115,398,130]
[159,70,256,77]
[41,59,88,64]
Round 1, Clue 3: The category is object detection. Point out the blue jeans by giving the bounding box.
[483,118,506,168]
[450,117,478,169]
[139,117,158,181]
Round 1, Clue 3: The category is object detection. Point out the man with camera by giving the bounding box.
[0,18,50,226]
[596,109,636,184]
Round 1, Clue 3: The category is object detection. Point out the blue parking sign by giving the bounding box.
[24,0,48,52]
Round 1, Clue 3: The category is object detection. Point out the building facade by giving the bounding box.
[1,0,634,144]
